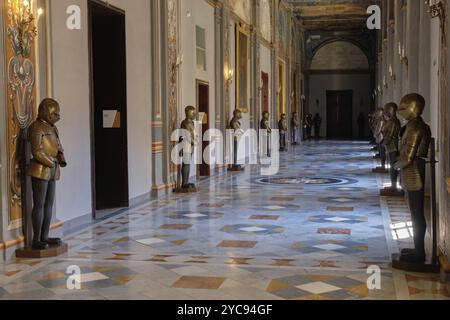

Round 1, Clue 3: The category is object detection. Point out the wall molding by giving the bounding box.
[309,69,370,75]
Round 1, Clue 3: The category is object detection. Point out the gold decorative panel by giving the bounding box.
[236,24,249,113]
[3,0,37,229]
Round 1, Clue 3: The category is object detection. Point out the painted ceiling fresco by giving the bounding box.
[288,0,379,31]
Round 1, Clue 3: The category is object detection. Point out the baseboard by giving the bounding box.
[439,248,450,273]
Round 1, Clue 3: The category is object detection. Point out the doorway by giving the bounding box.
[197,80,210,177]
[326,90,353,139]
[88,0,129,218]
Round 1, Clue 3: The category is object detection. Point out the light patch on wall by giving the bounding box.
[311,41,369,71]
[196,25,206,71]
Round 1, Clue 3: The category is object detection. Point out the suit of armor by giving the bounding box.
[394,94,431,264]
[230,110,243,169]
[180,106,197,189]
[27,99,66,250]
[373,108,386,167]
[291,112,299,145]
[396,117,431,191]
[278,114,288,152]
[382,103,401,189]
[261,112,271,157]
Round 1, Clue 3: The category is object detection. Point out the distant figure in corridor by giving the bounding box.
[357,112,366,139]
[313,113,322,139]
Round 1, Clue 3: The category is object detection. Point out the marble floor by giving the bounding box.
[0,140,449,300]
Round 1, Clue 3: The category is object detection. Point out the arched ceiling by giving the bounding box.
[310,41,369,71]
[286,0,379,68]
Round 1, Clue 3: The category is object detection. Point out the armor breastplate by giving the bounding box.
[383,118,401,153]
[398,117,431,191]
[230,118,241,130]
[27,119,63,181]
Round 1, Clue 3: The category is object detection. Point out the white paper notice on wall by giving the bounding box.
[103,110,121,129]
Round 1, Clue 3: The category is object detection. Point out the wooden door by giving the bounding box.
[89,0,129,215]
[326,90,353,139]
[197,81,210,177]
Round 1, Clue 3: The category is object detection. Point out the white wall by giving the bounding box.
[180,0,215,121]
[50,0,152,222]
[429,18,440,140]
[308,73,371,138]
[180,0,215,169]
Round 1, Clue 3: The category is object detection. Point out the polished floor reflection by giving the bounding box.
[0,141,448,300]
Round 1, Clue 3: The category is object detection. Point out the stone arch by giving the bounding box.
[307,39,370,72]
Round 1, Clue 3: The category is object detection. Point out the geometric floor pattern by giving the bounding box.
[0,140,448,300]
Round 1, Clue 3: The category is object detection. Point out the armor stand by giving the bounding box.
[229,137,245,172]
[373,145,389,173]
[173,150,198,193]
[392,139,440,273]
[373,144,382,159]
[279,133,287,152]
[380,151,405,197]
[291,128,298,146]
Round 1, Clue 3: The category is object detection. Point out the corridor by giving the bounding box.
[0,141,448,300]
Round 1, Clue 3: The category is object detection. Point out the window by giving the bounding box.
[196,25,206,71]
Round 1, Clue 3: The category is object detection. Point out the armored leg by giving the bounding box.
[31,178,49,250]
[182,164,190,188]
[402,159,427,263]
[292,129,297,145]
[389,152,399,188]
[40,180,61,246]
[232,138,242,169]
[279,133,286,151]
[380,145,386,168]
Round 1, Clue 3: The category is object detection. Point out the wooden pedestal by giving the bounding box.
[229,166,245,172]
[173,187,198,194]
[372,167,389,174]
[392,254,440,273]
[380,188,405,197]
[16,243,68,259]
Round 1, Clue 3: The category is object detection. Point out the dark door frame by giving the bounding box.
[88,0,129,219]
[196,79,210,177]
[326,90,353,139]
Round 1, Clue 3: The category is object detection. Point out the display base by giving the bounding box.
[392,254,440,273]
[372,167,389,174]
[380,188,405,197]
[173,187,198,194]
[228,166,245,172]
[16,242,68,259]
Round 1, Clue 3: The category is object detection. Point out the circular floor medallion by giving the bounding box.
[256,176,357,187]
